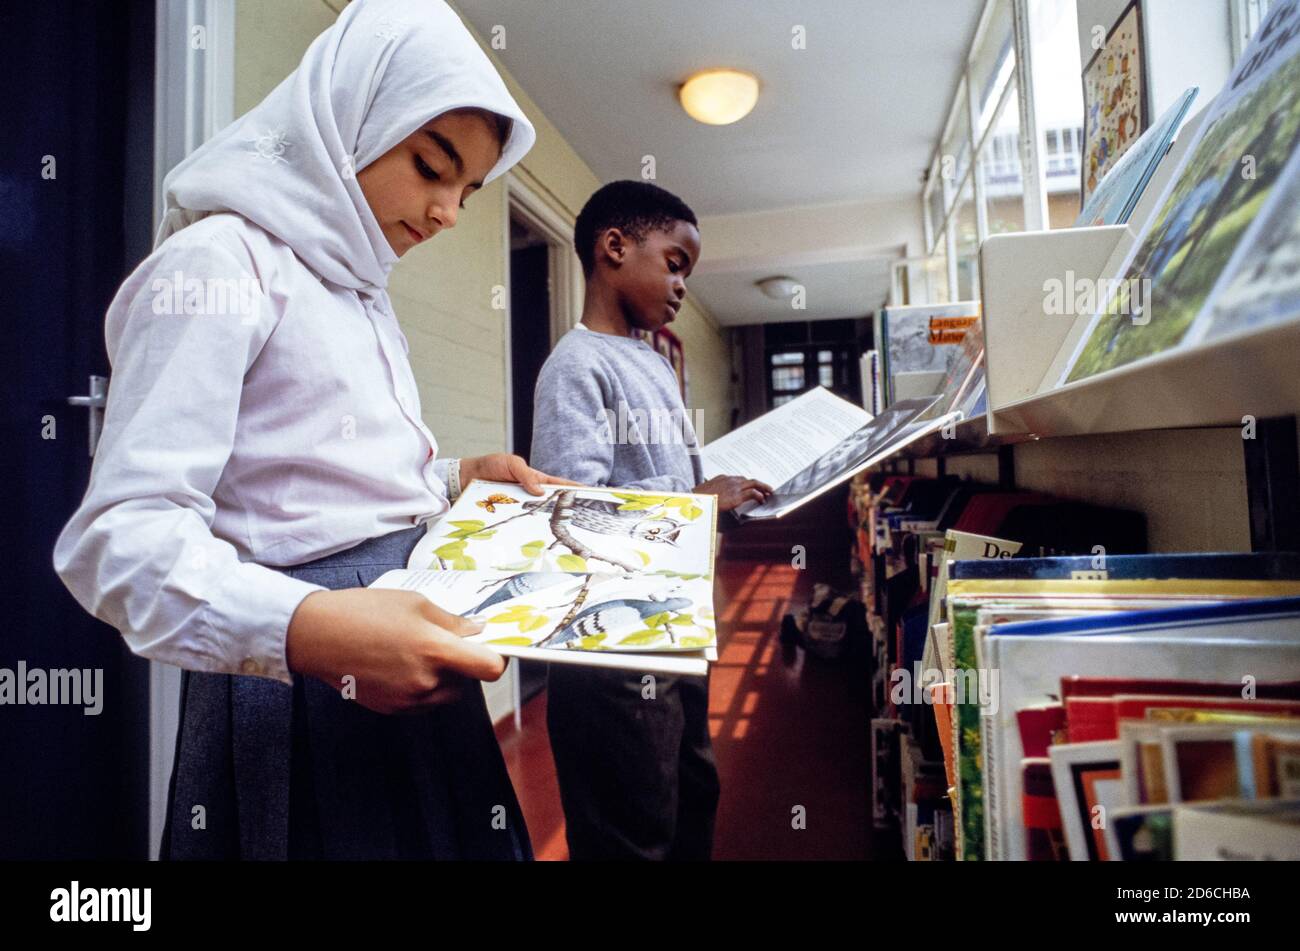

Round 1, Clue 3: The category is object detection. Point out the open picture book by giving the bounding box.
[370,480,720,675]
[701,386,963,521]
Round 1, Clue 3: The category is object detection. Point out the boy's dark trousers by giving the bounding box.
[546,664,720,860]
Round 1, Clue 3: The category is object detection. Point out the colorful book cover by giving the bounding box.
[927,681,956,789]
[932,314,986,417]
[1067,693,1300,742]
[1062,675,1300,700]
[1019,704,1068,757]
[1048,740,1124,860]
[1161,722,1300,803]
[373,481,718,674]
[1172,799,1300,860]
[950,592,1300,860]
[1183,114,1300,346]
[1022,758,1068,861]
[949,600,986,859]
[1252,735,1300,798]
[1076,87,1198,226]
[1107,803,1175,860]
[949,551,1300,584]
[877,302,980,405]
[920,529,1021,676]
[975,596,1300,860]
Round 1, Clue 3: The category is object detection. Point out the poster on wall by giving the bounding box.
[1081,0,1147,201]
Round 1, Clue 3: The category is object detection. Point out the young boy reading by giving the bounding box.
[530,180,772,860]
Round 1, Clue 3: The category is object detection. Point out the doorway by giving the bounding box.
[1,1,156,858]
[509,215,554,460]
[505,182,581,707]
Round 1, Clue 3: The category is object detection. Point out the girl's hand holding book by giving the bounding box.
[460,452,580,495]
[285,587,506,715]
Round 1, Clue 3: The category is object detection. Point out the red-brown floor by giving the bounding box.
[495,555,881,860]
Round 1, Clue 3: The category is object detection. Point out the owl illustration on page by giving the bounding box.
[521,494,685,545]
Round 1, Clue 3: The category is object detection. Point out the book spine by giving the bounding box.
[951,603,984,860]
[982,688,999,861]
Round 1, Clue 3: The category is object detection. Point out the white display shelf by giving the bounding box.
[889,413,1033,460]
[978,222,1300,439]
[868,103,1298,462]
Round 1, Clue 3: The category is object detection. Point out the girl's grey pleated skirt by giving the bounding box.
[160,523,532,860]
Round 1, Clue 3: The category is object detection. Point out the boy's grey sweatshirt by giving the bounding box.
[529,324,704,492]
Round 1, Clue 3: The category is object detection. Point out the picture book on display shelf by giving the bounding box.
[1074,87,1198,227]
[700,387,960,521]
[1058,0,1300,385]
[874,301,981,406]
[371,481,719,676]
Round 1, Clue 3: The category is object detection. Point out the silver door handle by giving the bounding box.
[67,374,108,457]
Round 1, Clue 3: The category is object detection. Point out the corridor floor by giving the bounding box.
[495,558,882,860]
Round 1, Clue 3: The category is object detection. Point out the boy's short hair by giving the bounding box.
[573,180,698,277]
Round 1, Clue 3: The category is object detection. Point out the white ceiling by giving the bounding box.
[457,0,986,324]
[688,255,897,325]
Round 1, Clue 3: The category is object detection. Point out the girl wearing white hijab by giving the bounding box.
[54,0,556,859]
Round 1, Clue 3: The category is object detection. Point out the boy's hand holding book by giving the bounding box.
[693,475,773,512]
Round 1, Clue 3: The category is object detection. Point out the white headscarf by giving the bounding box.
[155,0,535,291]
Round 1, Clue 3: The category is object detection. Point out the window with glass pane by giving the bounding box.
[980,80,1026,236]
[764,341,860,409]
[924,244,951,304]
[927,183,946,253]
[1028,0,1082,227]
[771,366,804,391]
[953,177,980,299]
[940,87,973,207]
[971,0,1016,138]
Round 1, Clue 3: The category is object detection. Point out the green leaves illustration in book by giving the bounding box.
[391,482,719,653]
[395,569,717,652]
[426,482,714,576]
[472,576,703,651]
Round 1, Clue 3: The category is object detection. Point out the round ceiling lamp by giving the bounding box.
[679,68,760,125]
[756,276,799,300]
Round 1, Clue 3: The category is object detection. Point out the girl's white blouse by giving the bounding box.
[53,213,451,684]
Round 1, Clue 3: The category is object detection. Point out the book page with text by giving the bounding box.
[699,386,872,486]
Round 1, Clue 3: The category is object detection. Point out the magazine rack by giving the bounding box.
[979,231,1300,438]
[870,98,1299,552]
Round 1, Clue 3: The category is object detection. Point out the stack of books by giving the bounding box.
[851,472,1300,861]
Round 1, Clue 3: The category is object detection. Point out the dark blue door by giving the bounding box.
[0,1,156,858]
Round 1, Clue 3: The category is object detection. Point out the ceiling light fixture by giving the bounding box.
[756,276,799,300]
[679,68,760,125]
